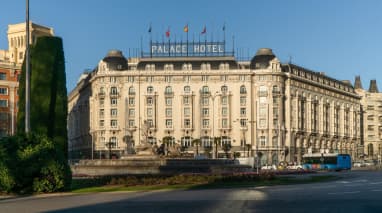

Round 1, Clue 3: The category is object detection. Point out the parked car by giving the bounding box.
[353,161,366,167]
[261,164,277,170]
[286,164,303,170]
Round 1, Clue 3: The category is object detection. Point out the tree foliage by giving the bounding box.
[0,133,71,194]
[17,36,68,157]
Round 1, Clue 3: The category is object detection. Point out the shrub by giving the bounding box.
[0,133,71,194]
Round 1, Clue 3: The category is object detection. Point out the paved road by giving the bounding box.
[1,171,382,213]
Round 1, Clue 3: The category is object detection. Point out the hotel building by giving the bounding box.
[68,43,363,165]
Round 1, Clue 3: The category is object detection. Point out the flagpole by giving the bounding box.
[186,24,189,57]
[25,0,30,133]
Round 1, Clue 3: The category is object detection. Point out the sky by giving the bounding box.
[1,0,382,92]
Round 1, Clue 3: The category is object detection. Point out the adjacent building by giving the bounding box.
[68,44,363,165]
[354,76,382,162]
[0,22,54,137]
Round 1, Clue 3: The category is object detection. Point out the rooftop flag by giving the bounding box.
[166,28,170,38]
[184,24,189,33]
[201,26,206,34]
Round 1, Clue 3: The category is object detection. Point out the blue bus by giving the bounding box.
[302,153,351,171]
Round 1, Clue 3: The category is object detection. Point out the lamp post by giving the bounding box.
[211,91,220,159]
[25,0,31,132]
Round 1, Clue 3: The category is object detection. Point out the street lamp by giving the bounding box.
[211,91,221,159]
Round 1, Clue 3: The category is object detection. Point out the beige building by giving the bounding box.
[355,77,382,162]
[0,22,54,64]
[68,48,362,165]
[0,22,53,138]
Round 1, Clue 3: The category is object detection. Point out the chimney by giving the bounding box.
[354,75,363,90]
[369,79,379,93]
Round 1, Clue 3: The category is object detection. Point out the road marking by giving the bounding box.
[312,185,336,189]
[336,181,350,184]
[371,189,382,192]
[328,191,360,195]
[353,179,368,183]
[344,184,364,187]
[369,182,382,185]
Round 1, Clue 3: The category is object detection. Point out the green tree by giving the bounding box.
[17,36,68,157]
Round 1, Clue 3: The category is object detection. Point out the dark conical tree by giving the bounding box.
[17,36,68,157]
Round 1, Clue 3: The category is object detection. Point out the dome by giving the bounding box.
[102,50,128,70]
[250,48,276,69]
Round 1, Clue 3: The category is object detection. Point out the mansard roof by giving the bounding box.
[136,56,239,70]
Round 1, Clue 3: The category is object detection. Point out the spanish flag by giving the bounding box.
[184,24,189,33]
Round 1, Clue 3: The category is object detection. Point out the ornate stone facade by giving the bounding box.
[68,48,362,164]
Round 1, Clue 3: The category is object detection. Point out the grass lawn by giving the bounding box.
[71,175,339,193]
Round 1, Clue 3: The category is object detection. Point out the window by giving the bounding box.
[183,96,190,105]
[165,97,172,106]
[240,108,246,116]
[129,86,135,95]
[203,119,209,128]
[110,109,117,117]
[260,136,266,147]
[166,108,172,117]
[166,119,173,128]
[184,119,191,128]
[222,96,228,105]
[181,137,192,147]
[99,120,104,127]
[147,86,154,93]
[0,72,6,80]
[0,88,7,95]
[99,98,104,106]
[240,119,247,127]
[110,87,118,95]
[184,108,190,117]
[222,119,228,128]
[165,86,173,94]
[129,98,135,106]
[129,109,135,116]
[108,137,117,148]
[111,98,117,105]
[147,119,154,127]
[240,85,246,94]
[0,100,7,107]
[202,97,209,105]
[147,97,153,105]
[111,120,118,127]
[0,112,8,121]
[202,108,209,116]
[221,86,228,93]
[240,96,246,105]
[184,86,191,93]
[129,120,135,127]
[99,109,104,117]
[201,86,209,93]
[147,108,153,117]
[222,107,228,116]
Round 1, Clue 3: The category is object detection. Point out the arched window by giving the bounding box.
[221,85,228,93]
[147,86,154,93]
[272,85,279,93]
[165,86,172,94]
[184,86,191,93]
[201,86,209,93]
[240,85,246,94]
[129,86,135,95]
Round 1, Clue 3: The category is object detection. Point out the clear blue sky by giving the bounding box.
[1,0,382,92]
